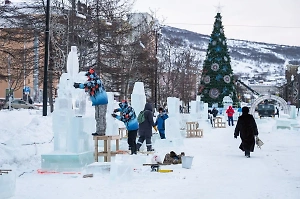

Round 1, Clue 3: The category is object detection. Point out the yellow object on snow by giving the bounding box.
[153,126,158,132]
[158,169,173,173]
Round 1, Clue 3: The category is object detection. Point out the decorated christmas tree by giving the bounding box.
[198,12,237,107]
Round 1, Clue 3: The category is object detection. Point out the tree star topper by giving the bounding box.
[215,2,224,13]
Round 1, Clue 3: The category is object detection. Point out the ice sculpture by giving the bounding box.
[223,96,233,115]
[105,92,119,136]
[164,97,183,147]
[41,46,94,171]
[131,82,146,115]
[0,170,16,198]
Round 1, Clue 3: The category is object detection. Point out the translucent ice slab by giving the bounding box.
[85,162,111,174]
[110,154,135,182]
[0,170,16,199]
[41,151,94,172]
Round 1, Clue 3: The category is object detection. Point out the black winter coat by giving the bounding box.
[138,103,155,137]
[234,113,258,152]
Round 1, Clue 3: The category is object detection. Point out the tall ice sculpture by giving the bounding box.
[41,46,94,171]
[131,82,146,115]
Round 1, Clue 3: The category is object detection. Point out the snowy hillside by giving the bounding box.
[161,26,300,79]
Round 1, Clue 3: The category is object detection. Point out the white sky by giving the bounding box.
[132,0,300,46]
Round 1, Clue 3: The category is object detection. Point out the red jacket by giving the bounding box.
[226,106,235,117]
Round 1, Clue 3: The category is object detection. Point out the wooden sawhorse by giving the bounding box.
[213,117,226,128]
[0,169,12,175]
[118,127,128,139]
[186,122,203,138]
[93,135,120,162]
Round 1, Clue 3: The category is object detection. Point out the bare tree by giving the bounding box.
[158,36,202,106]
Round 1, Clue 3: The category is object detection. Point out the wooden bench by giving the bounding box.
[186,122,203,138]
[118,127,128,139]
[213,117,226,128]
[93,135,120,162]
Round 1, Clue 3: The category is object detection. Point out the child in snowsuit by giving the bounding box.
[155,107,169,139]
[112,100,139,155]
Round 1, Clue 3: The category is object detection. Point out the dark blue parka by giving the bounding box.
[138,103,155,137]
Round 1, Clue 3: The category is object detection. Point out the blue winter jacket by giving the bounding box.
[78,78,108,106]
[115,106,139,131]
[155,112,169,130]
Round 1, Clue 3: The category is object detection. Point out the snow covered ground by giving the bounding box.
[0,109,300,199]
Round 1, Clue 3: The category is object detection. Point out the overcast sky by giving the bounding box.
[132,0,300,46]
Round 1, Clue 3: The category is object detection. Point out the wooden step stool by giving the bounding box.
[186,122,203,138]
[93,135,120,162]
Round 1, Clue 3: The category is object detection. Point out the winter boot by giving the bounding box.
[92,132,105,136]
[245,151,250,158]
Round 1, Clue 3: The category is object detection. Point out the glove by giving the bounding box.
[234,135,237,139]
[73,82,80,88]
[153,126,158,132]
[111,113,117,118]
[113,109,119,113]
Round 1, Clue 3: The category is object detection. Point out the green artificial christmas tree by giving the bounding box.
[198,12,237,107]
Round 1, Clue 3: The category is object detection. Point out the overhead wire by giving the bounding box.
[164,23,300,29]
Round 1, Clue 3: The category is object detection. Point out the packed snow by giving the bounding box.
[0,109,300,199]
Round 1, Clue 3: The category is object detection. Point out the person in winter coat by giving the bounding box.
[112,100,139,155]
[275,107,279,118]
[211,107,218,117]
[234,106,259,158]
[226,106,235,126]
[136,102,157,151]
[73,68,108,136]
[155,107,169,139]
[209,108,219,127]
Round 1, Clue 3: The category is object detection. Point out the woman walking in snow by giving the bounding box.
[234,106,258,158]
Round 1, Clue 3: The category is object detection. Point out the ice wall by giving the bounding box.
[165,97,182,146]
[105,92,119,136]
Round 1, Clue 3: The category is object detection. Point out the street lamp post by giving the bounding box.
[43,0,51,116]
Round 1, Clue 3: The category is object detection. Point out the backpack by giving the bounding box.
[137,111,145,124]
